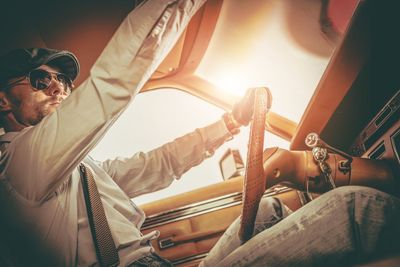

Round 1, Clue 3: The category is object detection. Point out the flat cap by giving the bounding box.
[0,48,80,88]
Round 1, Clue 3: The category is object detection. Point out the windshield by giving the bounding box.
[90,89,289,205]
[196,0,337,122]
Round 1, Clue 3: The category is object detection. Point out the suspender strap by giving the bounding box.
[79,163,120,267]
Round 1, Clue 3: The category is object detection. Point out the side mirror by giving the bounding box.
[219,148,244,180]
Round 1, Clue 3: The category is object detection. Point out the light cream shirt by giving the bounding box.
[0,0,235,266]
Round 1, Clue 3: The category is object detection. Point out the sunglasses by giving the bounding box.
[4,69,74,93]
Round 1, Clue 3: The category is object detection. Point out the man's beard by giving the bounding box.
[28,98,60,126]
[27,107,49,126]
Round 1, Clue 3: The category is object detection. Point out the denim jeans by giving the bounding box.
[200,186,400,267]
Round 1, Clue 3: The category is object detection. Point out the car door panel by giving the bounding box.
[141,177,304,265]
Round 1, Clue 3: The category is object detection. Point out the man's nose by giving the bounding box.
[47,78,67,97]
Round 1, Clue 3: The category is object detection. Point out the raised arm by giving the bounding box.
[1,0,206,203]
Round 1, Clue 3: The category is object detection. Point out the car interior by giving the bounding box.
[1,0,399,266]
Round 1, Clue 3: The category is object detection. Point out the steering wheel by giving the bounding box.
[238,87,272,242]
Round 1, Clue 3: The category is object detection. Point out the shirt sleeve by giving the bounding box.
[0,0,206,204]
[100,119,233,198]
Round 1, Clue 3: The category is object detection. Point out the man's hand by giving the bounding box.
[232,87,272,126]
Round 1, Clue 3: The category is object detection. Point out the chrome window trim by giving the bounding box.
[142,186,293,229]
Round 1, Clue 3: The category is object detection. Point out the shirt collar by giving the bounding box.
[0,131,20,143]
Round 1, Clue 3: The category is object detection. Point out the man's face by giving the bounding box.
[2,65,71,127]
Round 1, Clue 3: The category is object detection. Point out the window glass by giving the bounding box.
[90,89,289,205]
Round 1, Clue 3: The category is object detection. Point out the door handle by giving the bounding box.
[158,228,226,249]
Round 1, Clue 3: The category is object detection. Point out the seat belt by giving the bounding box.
[79,163,120,267]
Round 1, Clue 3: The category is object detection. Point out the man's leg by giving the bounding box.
[200,197,291,267]
[217,186,400,266]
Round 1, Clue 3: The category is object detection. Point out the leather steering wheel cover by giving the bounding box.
[238,88,269,242]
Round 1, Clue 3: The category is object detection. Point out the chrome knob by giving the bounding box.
[305,132,320,148]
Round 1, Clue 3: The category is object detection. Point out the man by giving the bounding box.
[1,1,400,267]
[0,1,285,266]
[0,47,258,266]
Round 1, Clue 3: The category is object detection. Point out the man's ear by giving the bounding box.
[0,92,12,112]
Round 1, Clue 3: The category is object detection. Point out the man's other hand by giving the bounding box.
[232,87,272,126]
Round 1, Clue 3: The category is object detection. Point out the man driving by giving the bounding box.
[0,1,287,265]
[1,0,400,266]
